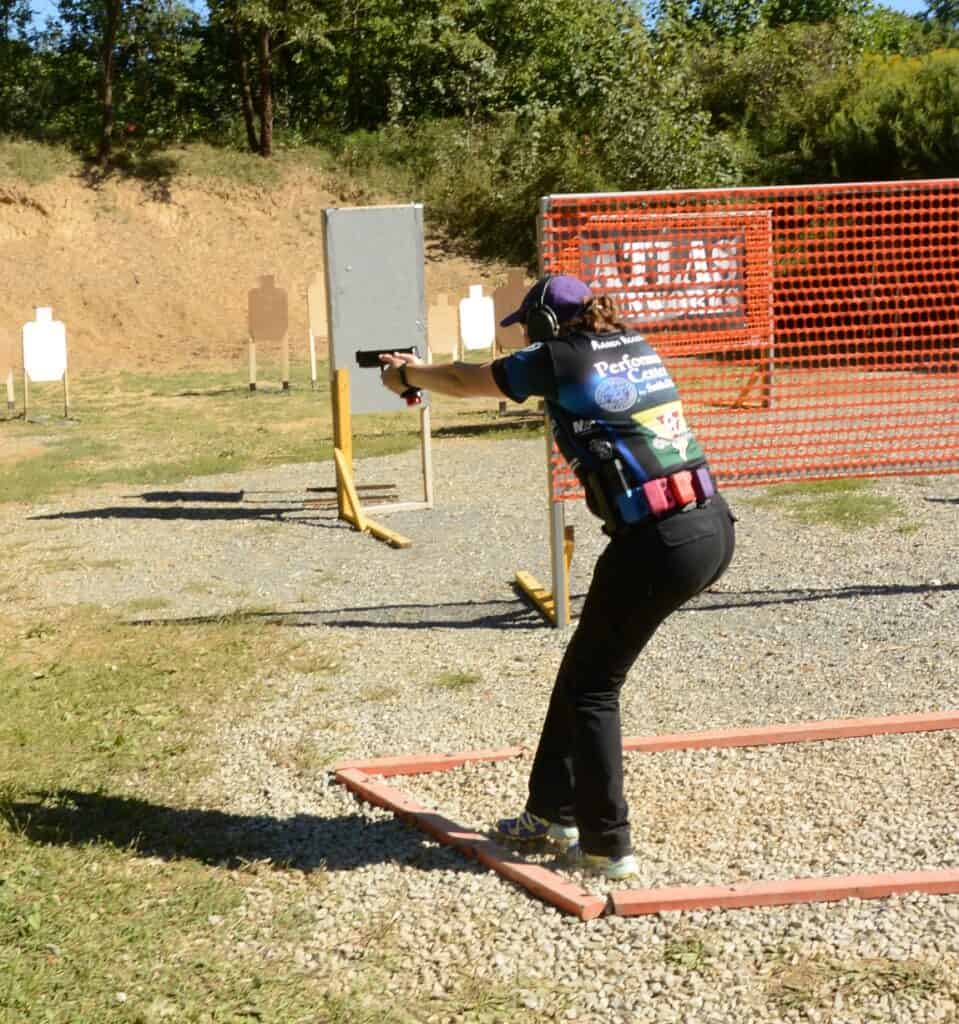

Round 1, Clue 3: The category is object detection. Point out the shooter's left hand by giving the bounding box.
[379,351,424,396]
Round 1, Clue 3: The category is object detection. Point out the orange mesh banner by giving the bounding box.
[540,180,959,498]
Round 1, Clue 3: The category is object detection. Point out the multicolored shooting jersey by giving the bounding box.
[491,329,707,494]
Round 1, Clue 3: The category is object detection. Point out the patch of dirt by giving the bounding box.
[0,167,516,374]
[0,438,47,464]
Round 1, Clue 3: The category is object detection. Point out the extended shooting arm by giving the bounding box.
[378,352,504,400]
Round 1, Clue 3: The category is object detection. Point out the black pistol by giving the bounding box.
[356,347,422,406]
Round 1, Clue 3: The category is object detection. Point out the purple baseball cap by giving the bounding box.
[499,274,593,328]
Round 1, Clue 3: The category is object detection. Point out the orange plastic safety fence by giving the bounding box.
[540,180,959,499]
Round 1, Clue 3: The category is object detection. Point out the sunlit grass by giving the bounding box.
[749,477,908,531]
[1,360,532,505]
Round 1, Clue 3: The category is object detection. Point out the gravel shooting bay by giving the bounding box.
[5,435,959,1023]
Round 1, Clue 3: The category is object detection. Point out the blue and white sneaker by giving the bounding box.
[496,810,579,845]
[564,842,639,880]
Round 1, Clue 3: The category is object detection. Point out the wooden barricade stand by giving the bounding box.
[330,368,414,548]
[321,203,435,546]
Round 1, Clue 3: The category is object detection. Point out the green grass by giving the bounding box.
[0,604,313,794]
[168,142,286,189]
[749,478,909,531]
[0,601,393,1024]
[124,596,171,613]
[433,669,483,691]
[0,138,81,185]
[768,954,950,1013]
[1,361,533,506]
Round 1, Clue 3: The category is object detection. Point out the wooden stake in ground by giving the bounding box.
[307,271,328,392]
[331,368,412,549]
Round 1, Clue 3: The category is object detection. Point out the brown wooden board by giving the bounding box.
[247,275,289,342]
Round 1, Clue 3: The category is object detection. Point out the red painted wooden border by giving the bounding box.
[335,767,607,920]
[622,710,959,753]
[335,746,525,777]
[334,711,959,919]
[611,869,959,916]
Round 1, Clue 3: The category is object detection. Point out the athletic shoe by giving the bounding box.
[564,842,640,880]
[496,809,579,845]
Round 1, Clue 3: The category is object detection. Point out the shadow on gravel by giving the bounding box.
[1,788,473,874]
[131,597,553,631]
[693,580,959,610]
[129,581,958,633]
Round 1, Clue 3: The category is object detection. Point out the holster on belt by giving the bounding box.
[584,472,621,537]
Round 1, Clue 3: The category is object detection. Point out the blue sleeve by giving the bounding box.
[491,343,555,403]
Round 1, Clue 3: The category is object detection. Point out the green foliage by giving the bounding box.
[0,137,80,182]
[825,48,959,177]
[5,0,959,259]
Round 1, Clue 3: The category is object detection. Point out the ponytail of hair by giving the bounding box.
[560,294,628,336]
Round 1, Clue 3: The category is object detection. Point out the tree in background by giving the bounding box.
[3,0,959,262]
[35,0,203,163]
[926,0,959,27]
[207,0,334,156]
[0,0,38,136]
[825,49,959,176]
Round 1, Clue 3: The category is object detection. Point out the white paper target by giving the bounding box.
[459,285,495,351]
[22,308,67,382]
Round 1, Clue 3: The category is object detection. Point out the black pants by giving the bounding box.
[525,494,736,858]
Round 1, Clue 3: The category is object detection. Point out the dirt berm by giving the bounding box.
[0,167,514,374]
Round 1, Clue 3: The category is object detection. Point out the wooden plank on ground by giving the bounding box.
[515,571,556,624]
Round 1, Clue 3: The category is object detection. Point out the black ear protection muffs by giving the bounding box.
[525,276,559,342]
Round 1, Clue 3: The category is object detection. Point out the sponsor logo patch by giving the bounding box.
[632,400,701,464]
[593,376,638,413]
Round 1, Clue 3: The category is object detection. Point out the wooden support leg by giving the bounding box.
[563,525,575,626]
[732,366,762,409]
[333,447,368,532]
[332,369,352,520]
[248,337,257,392]
[333,446,412,549]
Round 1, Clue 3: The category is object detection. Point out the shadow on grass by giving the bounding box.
[135,490,246,503]
[29,504,341,526]
[81,145,179,202]
[432,419,542,439]
[1,788,477,875]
